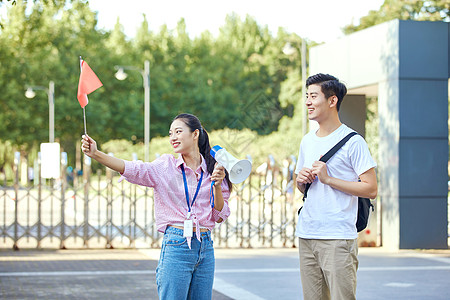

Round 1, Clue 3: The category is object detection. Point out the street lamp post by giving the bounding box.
[25,81,55,143]
[115,60,150,162]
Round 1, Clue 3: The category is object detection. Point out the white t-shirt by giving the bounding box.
[294,124,377,239]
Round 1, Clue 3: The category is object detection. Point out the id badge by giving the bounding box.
[183,219,193,237]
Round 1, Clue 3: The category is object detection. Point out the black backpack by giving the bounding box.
[297,132,374,232]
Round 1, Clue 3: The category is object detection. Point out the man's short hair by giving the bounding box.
[306,73,347,111]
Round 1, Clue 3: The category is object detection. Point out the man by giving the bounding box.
[295,73,377,300]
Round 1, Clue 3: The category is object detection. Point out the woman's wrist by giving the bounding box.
[91,149,103,161]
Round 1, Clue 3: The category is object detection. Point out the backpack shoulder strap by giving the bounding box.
[320,132,358,163]
[302,132,358,201]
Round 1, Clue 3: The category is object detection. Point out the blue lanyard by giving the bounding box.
[180,165,203,213]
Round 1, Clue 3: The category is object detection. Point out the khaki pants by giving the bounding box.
[298,238,358,300]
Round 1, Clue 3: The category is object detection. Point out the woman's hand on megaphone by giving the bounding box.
[211,163,225,187]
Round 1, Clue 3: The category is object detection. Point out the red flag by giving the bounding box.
[77,60,103,108]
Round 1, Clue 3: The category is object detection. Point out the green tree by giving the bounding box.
[343,0,450,34]
[211,13,285,134]
[0,1,109,160]
[0,1,306,172]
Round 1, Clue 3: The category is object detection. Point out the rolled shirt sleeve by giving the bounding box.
[119,157,173,187]
[211,181,231,223]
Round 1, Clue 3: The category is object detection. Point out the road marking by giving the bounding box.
[358,266,450,271]
[216,268,298,273]
[384,282,415,288]
[213,278,265,300]
[0,270,155,277]
[1,265,450,277]
[216,266,450,273]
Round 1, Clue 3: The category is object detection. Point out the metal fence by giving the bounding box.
[1,154,301,250]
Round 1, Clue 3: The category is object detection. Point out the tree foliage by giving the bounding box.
[343,0,450,34]
[0,0,307,169]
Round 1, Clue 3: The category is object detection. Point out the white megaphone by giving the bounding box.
[210,145,252,184]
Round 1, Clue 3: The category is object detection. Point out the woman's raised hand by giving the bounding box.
[81,134,97,158]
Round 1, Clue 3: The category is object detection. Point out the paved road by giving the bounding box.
[212,247,450,300]
[1,247,449,299]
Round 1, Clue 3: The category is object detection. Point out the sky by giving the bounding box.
[87,0,385,43]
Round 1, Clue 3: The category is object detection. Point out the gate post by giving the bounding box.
[83,156,91,248]
[13,152,20,251]
[60,152,67,249]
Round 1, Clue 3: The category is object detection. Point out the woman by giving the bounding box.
[81,113,232,300]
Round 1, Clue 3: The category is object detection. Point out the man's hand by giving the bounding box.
[296,167,315,193]
[311,160,330,184]
[296,167,315,185]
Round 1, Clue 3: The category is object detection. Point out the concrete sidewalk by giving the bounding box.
[1,247,449,299]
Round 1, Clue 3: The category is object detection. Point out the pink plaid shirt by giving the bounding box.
[119,154,231,234]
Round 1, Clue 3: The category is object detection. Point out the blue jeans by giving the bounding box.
[156,226,215,300]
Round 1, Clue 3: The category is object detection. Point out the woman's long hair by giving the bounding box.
[173,113,233,191]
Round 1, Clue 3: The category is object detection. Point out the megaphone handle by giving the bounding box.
[209,182,215,208]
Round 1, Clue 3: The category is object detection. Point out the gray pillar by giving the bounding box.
[380,21,448,249]
[379,78,400,250]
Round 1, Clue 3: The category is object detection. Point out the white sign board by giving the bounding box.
[40,143,60,179]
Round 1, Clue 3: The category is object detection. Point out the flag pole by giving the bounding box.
[83,107,87,135]
[79,56,87,135]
